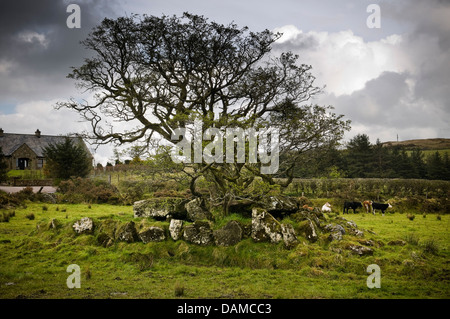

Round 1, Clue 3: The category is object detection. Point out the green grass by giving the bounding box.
[0,202,449,299]
[6,170,46,180]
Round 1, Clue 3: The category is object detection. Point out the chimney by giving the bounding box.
[0,128,3,137]
[35,129,41,138]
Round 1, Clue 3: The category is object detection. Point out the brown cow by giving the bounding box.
[363,200,372,213]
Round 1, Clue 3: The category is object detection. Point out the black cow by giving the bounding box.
[371,202,392,215]
[343,201,362,214]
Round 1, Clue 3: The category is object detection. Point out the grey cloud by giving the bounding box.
[0,0,120,102]
[381,0,450,50]
[319,71,450,139]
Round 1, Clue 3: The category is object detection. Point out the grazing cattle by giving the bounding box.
[363,200,373,213]
[302,204,314,211]
[343,201,363,214]
[321,202,332,212]
[372,202,392,215]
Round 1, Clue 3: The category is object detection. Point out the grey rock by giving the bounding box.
[213,220,243,246]
[73,217,94,234]
[183,221,214,246]
[348,245,374,256]
[185,198,213,221]
[115,221,139,243]
[324,223,346,235]
[328,232,343,241]
[281,223,298,248]
[133,198,188,220]
[251,207,282,244]
[169,219,184,241]
[260,195,298,218]
[138,226,166,243]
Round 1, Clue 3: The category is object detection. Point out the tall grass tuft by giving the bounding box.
[404,233,419,245]
[174,282,185,297]
[422,239,439,255]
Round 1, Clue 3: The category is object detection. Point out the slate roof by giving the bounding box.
[0,132,91,157]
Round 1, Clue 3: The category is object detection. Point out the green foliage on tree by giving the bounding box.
[43,138,92,180]
[294,134,450,181]
[343,134,373,178]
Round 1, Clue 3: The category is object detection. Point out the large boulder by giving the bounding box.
[133,198,188,220]
[115,221,139,243]
[213,220,243,246]
[183,221,214,246]
[251,207,282,244]
[73,217,94,234]
[169,219,184,241]
[185,198,213,221]
[251,208,299,247]
[260,195,298,218]
[138,226,166,243]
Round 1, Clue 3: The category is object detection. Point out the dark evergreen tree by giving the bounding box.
[443,152,450,180]
[426,151,443,180]
[410,148,427,179]
[43,138,92,180]
[344,134,374,177]
[371,138,391,177]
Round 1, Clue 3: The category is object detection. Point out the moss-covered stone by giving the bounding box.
[133,197,188,220]
[183,221,214,246]
[213,220,242,246]
[251,207,282,243]
[138,226,166,243]
[115,221,139,243]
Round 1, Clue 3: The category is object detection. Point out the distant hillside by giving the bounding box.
[381,138,450,150]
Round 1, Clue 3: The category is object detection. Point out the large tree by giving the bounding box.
[58,13,350,209]
[343,134,374,178]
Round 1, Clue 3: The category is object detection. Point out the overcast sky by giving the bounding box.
[0,0,449,165]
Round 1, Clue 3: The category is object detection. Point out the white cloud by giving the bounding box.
[273,25,412,96]
[17,31,50,49]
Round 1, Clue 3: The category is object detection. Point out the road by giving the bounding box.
[0,186,57,194]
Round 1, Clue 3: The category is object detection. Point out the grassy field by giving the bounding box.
[0,201,449,299]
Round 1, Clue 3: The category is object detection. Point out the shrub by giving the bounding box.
[57,177,119,204]
[422,199,442,213]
